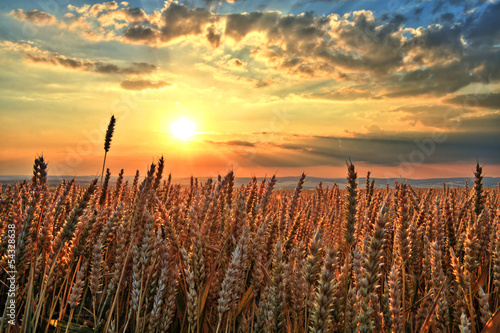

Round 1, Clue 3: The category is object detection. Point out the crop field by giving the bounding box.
[0,157,499,332]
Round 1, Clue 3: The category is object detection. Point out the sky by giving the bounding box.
[0,0,499,180]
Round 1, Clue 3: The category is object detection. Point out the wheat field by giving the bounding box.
[0,156,499,332]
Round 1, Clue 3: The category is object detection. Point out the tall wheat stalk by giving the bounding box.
[101,115,116,186]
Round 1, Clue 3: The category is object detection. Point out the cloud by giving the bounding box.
[159,2,216,43]
[25,53,93,70]
[8,1,500,101]
[206,140,256,147]
[445,93,500,110]
[91,1,220,45]
[438,12,455,24]
[224,11,280,42]
[64,2,153,41]
[88,2,119,16]
[123,26,159,43]
[206,25,221,48]
[247,129,500,168]
[404,24,463,68]
[430,0,464,14]
[465,1,500,47]
[305,86,376,100]
[120,79,173,90]
[0,41,43,54]
[389,104,477,128]
[94,61,157,74]
[24,51,157,75]
[381,63,473,98]
[10,9,57,26]
[221,10,410,81]
[68,2,119,15]
[324,11,407,73]
[220,7,497,97]
[98,7,149,28]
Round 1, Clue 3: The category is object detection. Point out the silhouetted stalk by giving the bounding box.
[101,115,116,186]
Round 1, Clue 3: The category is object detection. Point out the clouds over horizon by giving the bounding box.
[202,124,500,169]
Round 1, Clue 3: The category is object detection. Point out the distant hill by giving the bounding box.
[1,175,499,190]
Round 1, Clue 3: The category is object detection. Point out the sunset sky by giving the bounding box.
[0,0,499,180]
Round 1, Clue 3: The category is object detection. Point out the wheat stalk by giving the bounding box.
[101,115,116,186]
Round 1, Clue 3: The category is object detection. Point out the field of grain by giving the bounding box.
[0,156,499,332]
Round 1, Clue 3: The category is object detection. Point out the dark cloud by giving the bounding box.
[206,25,221,48]
[305,86,375,100]
[94,61,156,74]
[270,143,310,151]
[445,93,500,110]
[430,0,463,15]
[320,12,407,74]
[465,1,500,47]
[438,12,455,24]
[121,7,148,22]
[226,10,328,57]
[382,63,472,98]
[26,53,93,70]
[93,62,121,73]
[407,24,463,54]
[123,26,159,43]
[122,2,220,45]
[127,62,157,74]
[247,128,500,168]
[389,104,476,128]
[278,57,347,78]
[370,17,490,97]
[206,140,256,147]
[120,79,173,91]
[414,7,424,17]
[220,6,497,97]
[226,140,255,147]
[160,2,215,42]
[280,57,303,68]
[25,53,156,75]
[10,9,56,26]
[456,113,500,134]
[225,11,280,42]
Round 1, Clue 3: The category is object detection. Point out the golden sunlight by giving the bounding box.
[171,117,196,141]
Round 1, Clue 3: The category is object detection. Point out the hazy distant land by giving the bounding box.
[1,175,499,190]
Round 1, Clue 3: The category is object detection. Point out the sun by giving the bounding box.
[171,118,196,141]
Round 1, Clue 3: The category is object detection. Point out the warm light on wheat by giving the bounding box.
[171,117,196,141]
[2,154,499,332]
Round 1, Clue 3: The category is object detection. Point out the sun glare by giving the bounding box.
[171,118,196,141]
